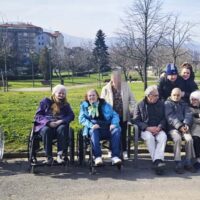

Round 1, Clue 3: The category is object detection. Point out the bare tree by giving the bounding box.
[163,15,193,65]
[118,0,169,89]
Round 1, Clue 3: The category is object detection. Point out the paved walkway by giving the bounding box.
[8,83,98,92]
[1,155,200,200]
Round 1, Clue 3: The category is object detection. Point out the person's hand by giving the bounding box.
[49,120,63,128]
[49,121,58,128]
[179,125,189,133]
[146,126,160,135]
[110,124,116,131]
[92,124,100,129]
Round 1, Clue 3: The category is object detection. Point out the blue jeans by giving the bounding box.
[39,124,69,157]
[89,127,121,158]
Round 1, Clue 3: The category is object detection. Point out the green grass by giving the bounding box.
[0,81,150,153]
[7,73,111,89]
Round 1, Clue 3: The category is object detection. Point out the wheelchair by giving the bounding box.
[76,128,122,174]
[27,124,74,173]
[0,127,5,161]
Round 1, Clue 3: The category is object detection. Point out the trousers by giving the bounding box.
[141,130,167,162]
[169,129,195,161]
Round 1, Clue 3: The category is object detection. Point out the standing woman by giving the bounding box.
[34,84,75,164]
[180,64,198,104]
[101,69,136,158]
[79,89,122,166]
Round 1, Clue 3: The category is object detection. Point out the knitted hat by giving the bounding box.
[52,84,67,95]
[166,63,178,75]
[190,90,200,102]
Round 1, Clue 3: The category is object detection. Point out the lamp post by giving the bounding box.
[47,46,52,91]
[70,55,74,83]
[97,58,101,87]
[4,49,8,92]
[30,50,35,87]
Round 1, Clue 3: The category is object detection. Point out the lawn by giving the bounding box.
[0,81,148,153]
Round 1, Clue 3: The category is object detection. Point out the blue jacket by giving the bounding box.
[79,99,120,136]
[34,97,75,132]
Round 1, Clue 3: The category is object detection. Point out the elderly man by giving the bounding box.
[133,85,167,175]
[165,88,196,174]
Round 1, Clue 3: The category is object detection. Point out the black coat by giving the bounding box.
[133,98,166,132]
[158,76,184,101]
[164,98,193,131]
[181,78,198,103]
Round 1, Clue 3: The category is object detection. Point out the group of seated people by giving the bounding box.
[33,62,200,176]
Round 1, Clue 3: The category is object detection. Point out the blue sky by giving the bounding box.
[0,0,200,40]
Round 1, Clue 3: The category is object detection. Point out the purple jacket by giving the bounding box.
[34,97,75,132]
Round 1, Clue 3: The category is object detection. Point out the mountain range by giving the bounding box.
[63,32,200,52]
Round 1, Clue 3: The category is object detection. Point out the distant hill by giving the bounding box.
[62,32,200,52]
[63,32,119,48]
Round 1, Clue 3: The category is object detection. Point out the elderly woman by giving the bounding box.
[101,69,136,158]
[189,91,200,169]
[79,89,121,166]
[133,85,167,175]
[34,84,75,164]
[165,88,196,174]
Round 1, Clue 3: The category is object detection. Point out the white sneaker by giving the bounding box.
[94,157,103,166]
[123,151,128,159]
[57,154,64,164]
[112,157,122,165]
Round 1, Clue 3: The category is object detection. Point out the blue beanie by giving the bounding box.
[166,63,178,75]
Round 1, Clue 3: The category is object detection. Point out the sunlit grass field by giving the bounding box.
[0,80,148,153]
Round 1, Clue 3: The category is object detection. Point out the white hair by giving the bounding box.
[145,85,158,96]
[190,90,200,102]
[52,84,67,95]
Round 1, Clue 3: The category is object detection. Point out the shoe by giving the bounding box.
[153,159,165,175]
[112,157,122,165]
[94,157,103,166]
[43,157,54,165]
[175,162,184,174]
[123,151,128,159]
[57,154,64,164]
[193,162,200,170]
[184,164,197,173]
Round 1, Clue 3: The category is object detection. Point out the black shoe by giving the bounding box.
[43,157,54,165]
[184,164,197,173]
[194,162,200,170]
[175,162,184,174]
[154,159,165,175]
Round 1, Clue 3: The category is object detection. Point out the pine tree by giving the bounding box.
[93,30,110,72]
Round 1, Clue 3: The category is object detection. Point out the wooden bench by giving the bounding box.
[127,122,179,166]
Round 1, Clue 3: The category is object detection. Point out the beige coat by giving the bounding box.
[101,81,137,122]
[190,107,200,137]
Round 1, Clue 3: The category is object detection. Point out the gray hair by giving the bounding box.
[190,90,200,102]
[144,85,158,97]
[52,84,67,95]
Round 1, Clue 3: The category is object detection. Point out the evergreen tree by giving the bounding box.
[93,29,110,72]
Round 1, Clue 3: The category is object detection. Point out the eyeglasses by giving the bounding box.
[149,93,159,97]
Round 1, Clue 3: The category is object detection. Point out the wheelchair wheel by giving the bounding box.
[77,129,84,165]
[27,128,39,169]
[69,127,74,164]
[0,127,5,160]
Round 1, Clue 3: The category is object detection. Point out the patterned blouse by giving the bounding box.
[112,85,123,118]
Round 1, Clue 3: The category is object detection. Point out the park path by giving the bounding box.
[8,83,99,92]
